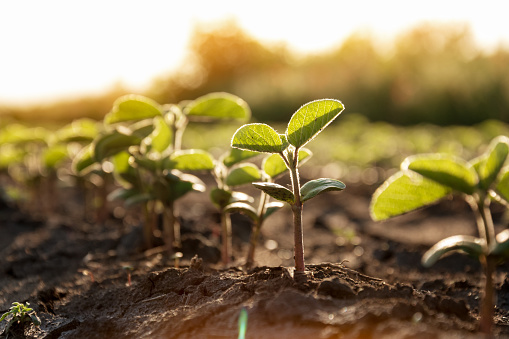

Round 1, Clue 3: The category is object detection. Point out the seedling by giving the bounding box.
[231,99,346,274]
[238,308,248,339]
[370,135,509,336]
[75,92,250,253]
[1,302,41,337]
[222,149,312,268]
[79,268,95,283]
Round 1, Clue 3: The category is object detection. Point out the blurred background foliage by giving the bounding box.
[2,20,508,126]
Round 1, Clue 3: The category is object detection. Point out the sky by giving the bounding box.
[1,0,509,107]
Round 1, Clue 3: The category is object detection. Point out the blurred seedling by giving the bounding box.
[171,252,183,268]
[238,308,248,339]
[231,99,346,277]
[371,135,509,337]
[123,265,134,287]
[74,93,250,253]
[0,302,41,337]
[79,269,95,283]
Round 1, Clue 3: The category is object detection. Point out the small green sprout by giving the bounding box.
[370,135,509,336]
[231,99,346,275]
[1,302,41,336]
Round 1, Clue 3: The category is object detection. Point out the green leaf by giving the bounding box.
[112,151,139,188]
[222,148,259,168]
[210,188,232,208]
[370,171,452,221]
[141,115,172,154]
[403,154,478,195]
[252,182,294,204]
[492,230,509,257]
[184,92,251,121]
[231,123,284,153]
[263,148,312,179]
[422,235,485,267]
[104,94,163,124]
[55,118,99,143]
[42,144,68,169]
[94,131,141,162]
[107,187,140,202]
[263,201,285,219]
[300,178,346,202]
[224,202,258,221]
[159,172,205,202]
[495,168,509,202]
[165,149,215,171]
[472,136,509,190]
[72,144,97,174]
[286,99,344,149]
[226,163,261,187]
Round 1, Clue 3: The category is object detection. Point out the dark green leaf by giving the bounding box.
[492,230,509,257]
[94,131,141,162]
[286,99,344,149]
[231,123,284,153]
[252,182,294,204]
[124,192,153,207]
[300,178,345,202]
[224,202,258,221]
[422,235,485,267]
[184,92,251,121]
[210,188,232,208]
[72,144,97,174]
[226,163,261,187]
[403,154,478,194]
[104,94,162,124]
[370,171,452,221]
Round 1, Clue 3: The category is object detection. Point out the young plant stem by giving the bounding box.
[287,150,305,272]
[221,211,232,265]
[163,202,178,254]
[142,202,154,249]
[479,255,496,337]
[245,192,268,268]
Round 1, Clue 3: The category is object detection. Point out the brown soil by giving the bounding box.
[2,176,509,338]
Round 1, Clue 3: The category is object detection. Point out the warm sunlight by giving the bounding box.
[1,0,508,106]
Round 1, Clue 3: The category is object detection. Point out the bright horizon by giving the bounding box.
[1,0,509,107]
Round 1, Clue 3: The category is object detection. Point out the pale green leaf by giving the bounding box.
[224,202,259,221]
[166,150,215,171]
[55,118,100,143]
[472,136,509,190]
[225,163,261,187]
[422,235,485,267]
[252,182,294,204]
[124,192,153,207]
[403,154,478,194]
[42,144,68,169]
[142,116,172,154]
[263,148,312,178]
[370,171,452,221]
[286,99,344,149]
[300,178,345,202]
[495,168,509,202]
[222,148,259,168]
[104,95,163,124]
[231,191,254,203]
[184,92,251,121]
[231,123,284,153]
